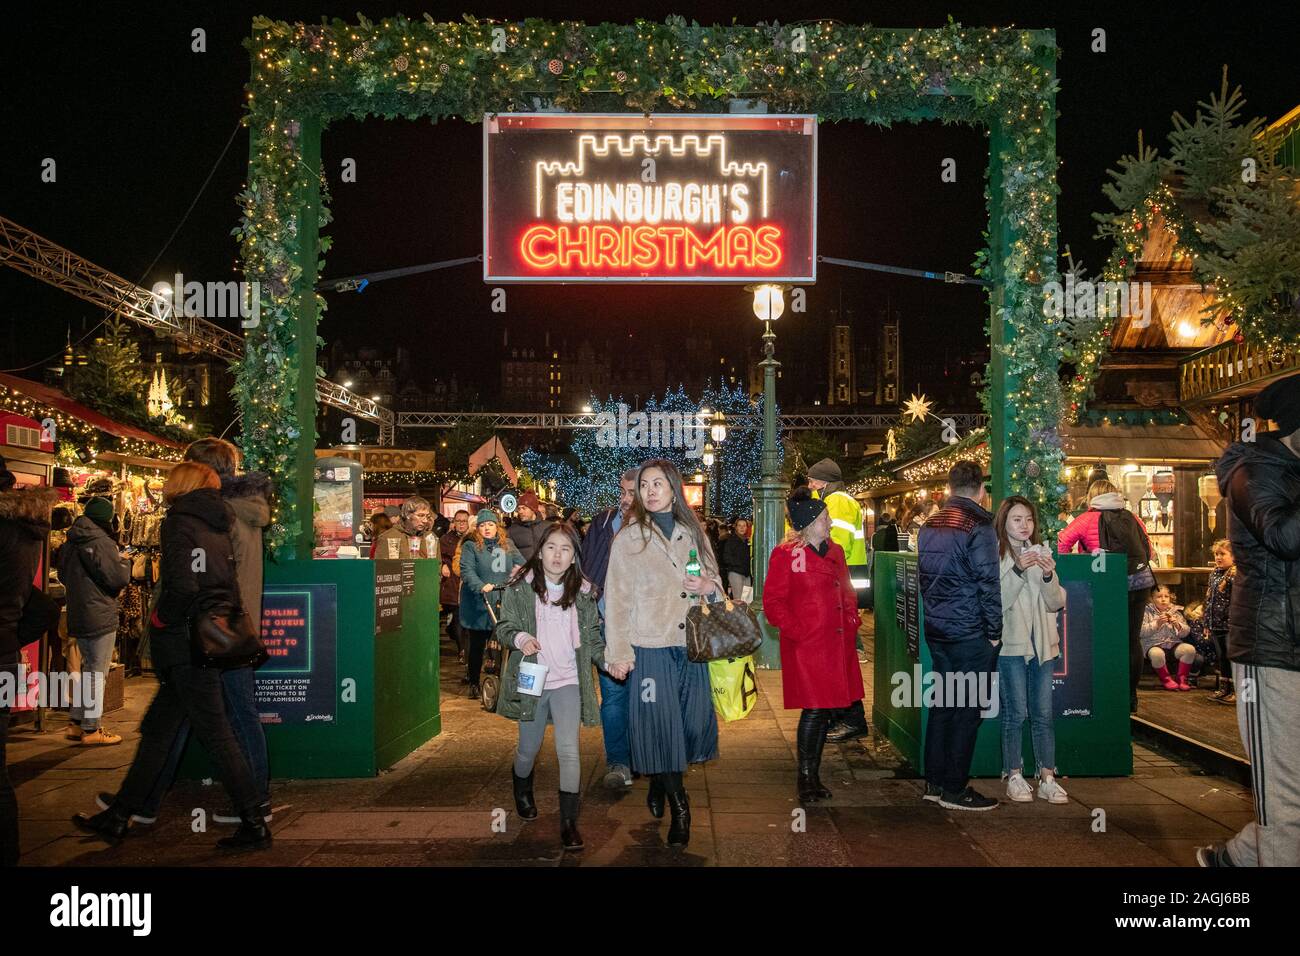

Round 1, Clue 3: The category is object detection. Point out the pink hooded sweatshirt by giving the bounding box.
[1057,491,1153,555]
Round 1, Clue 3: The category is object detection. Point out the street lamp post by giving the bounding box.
[748,284,787,669]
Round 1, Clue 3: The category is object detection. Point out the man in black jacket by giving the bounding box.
[1199,373,1300,868]
[581,467,639,789]
[916,461,1001,812]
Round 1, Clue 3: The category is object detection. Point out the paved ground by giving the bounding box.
[9,625,1255,867]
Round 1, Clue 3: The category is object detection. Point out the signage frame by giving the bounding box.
[483,112,818,285]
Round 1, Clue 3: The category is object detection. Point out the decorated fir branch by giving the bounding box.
[238,17,1064,550]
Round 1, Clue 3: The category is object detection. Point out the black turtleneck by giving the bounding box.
[650,510,676,539]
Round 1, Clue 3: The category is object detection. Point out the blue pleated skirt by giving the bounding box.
[628,645,719,774]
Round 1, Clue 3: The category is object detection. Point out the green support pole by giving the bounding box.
[291,116,322,560]
[750,321,787,669]
[987,118,1013,507]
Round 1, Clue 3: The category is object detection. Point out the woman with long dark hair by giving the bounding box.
[994,495,1069,804]
[493,522,605,851]
[603,459,724,849]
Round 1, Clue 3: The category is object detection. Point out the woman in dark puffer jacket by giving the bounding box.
[73,462,270,852]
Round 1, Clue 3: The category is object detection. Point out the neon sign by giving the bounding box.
[484,114,816,283]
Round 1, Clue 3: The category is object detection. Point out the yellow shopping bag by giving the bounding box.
[708,655,758,722]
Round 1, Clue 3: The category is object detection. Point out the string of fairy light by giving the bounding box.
[239,17,1062,551]
[0,383,183,465]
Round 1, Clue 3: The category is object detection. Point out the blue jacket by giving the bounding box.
[457,537,525,631]
[916,495,1003,645]
[581,507,621,593]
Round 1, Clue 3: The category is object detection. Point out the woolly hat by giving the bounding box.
[786,487,827,531]
[83,497,115,523]
[518,491,543,515]
[1257,373,1300,435]
[807,458,842,483]
[475,508,502,527]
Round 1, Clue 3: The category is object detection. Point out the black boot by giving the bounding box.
[512,768,538,821]
[665,778,691,849]
[558,790,583,851]
[646,773,665,819]
[797,709,833,803]
[72,805,131,845]
[217,816,272,851]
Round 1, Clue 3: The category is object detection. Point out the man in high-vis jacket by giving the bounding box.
[807,458,871,742]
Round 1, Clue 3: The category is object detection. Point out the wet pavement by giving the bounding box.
[8,624,1254,867]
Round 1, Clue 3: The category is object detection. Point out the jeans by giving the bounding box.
[0,665,16,866]
[597,667,631,768]
[998,653,1056,776]
[114,662,261,820]
[136,666,269,816]
[70,630,116,732]
[515,683,582,792]
[924,639,998,794]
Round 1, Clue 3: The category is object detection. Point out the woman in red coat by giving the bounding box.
[763,488,864,804]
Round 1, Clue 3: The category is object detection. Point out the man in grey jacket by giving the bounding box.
[58,496,129,745]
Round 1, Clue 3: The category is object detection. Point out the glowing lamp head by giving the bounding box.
[703,442,715,469]
[751,284,785,322]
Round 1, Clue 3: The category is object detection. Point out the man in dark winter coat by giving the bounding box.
[440,509,469,660]
[916,460,1002,812]
[1198,373,1300,868]
[506,491,552,561]
[58,496,130,743]
[0,457,60,866]
[580,468,639,789]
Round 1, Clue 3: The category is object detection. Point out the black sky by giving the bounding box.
[2,1,1295,406]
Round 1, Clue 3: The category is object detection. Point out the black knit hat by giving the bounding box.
[786,487,826,531]
[1257,373,1300,435]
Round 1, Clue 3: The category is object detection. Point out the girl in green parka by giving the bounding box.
[493,521,605,852]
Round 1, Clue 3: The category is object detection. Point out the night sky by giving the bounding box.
[2,2,1294,417]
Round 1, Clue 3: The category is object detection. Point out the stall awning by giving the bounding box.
[1061,422,1224,463]
[0,371,183,449]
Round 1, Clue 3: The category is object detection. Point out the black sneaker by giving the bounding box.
[938,786,998,811]
[1196,843,1235,867]
[922,782,943,803]
[825,720,870,743]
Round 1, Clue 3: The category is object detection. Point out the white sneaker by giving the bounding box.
[1005,772,1033,802]
[1037,775,1069,804]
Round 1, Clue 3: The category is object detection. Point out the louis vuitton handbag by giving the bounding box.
[685,596,763,663]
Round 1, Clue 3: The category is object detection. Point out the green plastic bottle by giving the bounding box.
[685,548,702,577]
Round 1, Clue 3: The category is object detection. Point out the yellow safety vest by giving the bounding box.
[820,489,869,584]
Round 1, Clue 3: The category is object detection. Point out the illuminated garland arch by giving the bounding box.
[238,16,1062,555]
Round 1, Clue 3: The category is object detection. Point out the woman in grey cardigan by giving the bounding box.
[993,495,1069,805]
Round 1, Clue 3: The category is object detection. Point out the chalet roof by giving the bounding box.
[1106,208,1234,352]
[1060,421,1224,463]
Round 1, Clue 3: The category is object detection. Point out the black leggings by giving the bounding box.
[1128,589,1150,702]
[465,628,490,684]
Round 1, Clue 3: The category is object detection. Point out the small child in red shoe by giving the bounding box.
[1141,585,1195,690]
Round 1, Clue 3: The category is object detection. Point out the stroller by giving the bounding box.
[478,592,506,713]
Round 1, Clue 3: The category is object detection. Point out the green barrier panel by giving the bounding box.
[179,558,441,780]
[872,551,1132,778]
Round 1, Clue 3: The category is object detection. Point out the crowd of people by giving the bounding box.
[0,373,1294,867]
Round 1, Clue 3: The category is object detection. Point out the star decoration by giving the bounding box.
[903,393,933,424]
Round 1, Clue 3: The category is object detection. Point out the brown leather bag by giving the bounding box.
[685,597,763,663]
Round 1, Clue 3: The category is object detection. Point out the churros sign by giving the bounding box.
[484,113,817,283]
